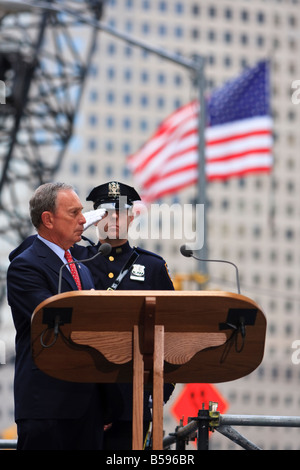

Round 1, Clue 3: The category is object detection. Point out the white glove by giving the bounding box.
[83,208,106,231]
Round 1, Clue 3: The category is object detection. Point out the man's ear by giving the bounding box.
[41,211,54,229]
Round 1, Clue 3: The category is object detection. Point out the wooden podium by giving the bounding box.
[31,290,266,450]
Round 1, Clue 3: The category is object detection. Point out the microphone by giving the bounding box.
[180,244,241,294]
[180,245,194,257]
[58,242,112,294]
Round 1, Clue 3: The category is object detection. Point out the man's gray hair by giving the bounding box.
[29,182,74,229]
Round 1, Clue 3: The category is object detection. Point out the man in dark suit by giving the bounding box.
[6,182,105,450]
[8,181,175,450]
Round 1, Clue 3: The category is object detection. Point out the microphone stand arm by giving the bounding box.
[192,255,241,294]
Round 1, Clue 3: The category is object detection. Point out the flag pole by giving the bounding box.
[194,56,208,279]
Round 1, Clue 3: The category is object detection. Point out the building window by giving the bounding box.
[124,46,133,57]
[174,26,183,38]
[87,139,97,151]
[122,142,131,154]
[105,164,113,177]
[106,91,115,103]
[140,71,149,83]
[157,96,165,108]
[123,117,132,129]
[89,90,98,102]
[252,249,261,260]
[224,8,233,20]
[158,1,167,12]
[105,141,114,153]
[140,95,149,107]
[157,73,166,85]
[107,43,116,55]
[106,116,115,128]
[87,163,97,175]
[123,93,132,105]
[107,67,115,80]
[142,0,150,10]
[88,115,98,126]
[208,30,216,42]
[125,0,133,9]
[241,10,249,22]
[174,74,182,86]
[285,229,294,239]
[122,166,130,178]
[141,22,150,34]
[124,69,132,81]
[224,31,232,43]
[125,20,133,32]
[158,24,167,36]
[224,56,232,67]
[139,119,148,131]
[253,226,261,238]
[240,34,249,45]
[89,64,98,77]
[209,6,217,17]
[257,11,265,24]
[192,5,200,15]
[175,3,184,14]
[71,162,79,174]
[257,35,265,46]
[288,15,297,27]
[191,28,200,39]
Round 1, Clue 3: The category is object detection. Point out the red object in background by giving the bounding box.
[171,383,229,427]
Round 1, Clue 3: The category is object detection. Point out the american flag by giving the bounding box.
[127,61,273,203]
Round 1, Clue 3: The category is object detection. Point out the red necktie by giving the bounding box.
[64,250,82,290]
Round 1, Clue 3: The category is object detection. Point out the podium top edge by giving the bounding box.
[32,289,263,316]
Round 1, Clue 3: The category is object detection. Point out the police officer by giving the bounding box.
[72,181,175,450]
[82,181,174,292]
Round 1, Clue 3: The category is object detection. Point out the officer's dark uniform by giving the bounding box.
[72,181,175,450]
[80,240,174,292]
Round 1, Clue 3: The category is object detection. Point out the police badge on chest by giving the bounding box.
[130,264,145,281]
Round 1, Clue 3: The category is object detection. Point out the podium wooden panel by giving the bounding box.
[31,290,266,450]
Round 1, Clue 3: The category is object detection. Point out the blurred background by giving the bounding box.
[0,0,299,450]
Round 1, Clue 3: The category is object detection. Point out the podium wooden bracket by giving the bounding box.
[133,325,144,450]
[132,320,165,450]
[141,296,156,381]
[134,297,165,449]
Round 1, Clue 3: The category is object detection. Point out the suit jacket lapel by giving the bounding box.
[32,238,77,291]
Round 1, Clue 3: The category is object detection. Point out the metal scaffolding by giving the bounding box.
[2,403,300,450]
[0,0,105,314]
[162,402,300,451]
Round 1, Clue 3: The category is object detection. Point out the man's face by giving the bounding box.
[96,209,133,242]
[45,190,86,250]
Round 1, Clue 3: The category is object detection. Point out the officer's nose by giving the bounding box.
[110,210,118,219]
